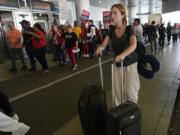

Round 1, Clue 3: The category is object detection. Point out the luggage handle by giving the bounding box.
[112,61,124,106]
[99,57,104,90]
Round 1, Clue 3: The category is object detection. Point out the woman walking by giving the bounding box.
[96,3,140,106]
[25,23,49,73]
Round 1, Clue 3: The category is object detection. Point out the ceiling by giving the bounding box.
[90,0,162,13]
[48,0,162,14]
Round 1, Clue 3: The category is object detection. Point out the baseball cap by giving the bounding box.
[19,20,29,24]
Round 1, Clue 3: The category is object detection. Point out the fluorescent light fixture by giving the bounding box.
[98,1,102,3]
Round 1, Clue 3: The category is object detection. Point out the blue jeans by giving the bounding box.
[25,45,36,69]
[88,36,97,57]
[55,46,66,63]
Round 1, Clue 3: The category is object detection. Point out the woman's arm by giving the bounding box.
[95,35,110,56]
[90,28,95,41]
[115,35,137,63]
[24,30,42,39]
[61,40,65,49]
[76,41,78,49]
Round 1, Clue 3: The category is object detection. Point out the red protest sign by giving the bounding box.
[80,10,90,24]
[103,11,111,24]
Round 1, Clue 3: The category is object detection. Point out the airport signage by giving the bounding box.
[103,11,111,24]
[0,0,18,7]
[80,10,90,24]
[32,0,56,11]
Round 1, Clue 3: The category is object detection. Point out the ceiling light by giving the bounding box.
[98,1,102,4]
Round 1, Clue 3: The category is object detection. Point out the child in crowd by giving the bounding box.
[62,25,78,71]
[54,25,66,66]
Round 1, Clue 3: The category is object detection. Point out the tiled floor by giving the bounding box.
[0,40,180,135]
[52,41,180,135]
[0,53,60,82]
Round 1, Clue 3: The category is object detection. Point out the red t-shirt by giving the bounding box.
[56,31,64,46]
[32,31,47,49]
[96,29,102,42]
[52,25,57,38]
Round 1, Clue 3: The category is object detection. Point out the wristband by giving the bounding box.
[100,47,105,51]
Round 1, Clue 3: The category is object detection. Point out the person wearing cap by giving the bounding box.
[2,22,27,72]
[20,20,36,72]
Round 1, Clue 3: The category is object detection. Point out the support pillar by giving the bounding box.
[127,0,137,24]
[74,0,90,21]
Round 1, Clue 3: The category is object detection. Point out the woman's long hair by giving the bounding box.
[34,23,45,34]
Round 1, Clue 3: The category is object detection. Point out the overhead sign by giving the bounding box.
[103,11,111,24]
[148,13,162,25]
[32,0,56,11]
[80,10,90,24]
[0,0,18,7]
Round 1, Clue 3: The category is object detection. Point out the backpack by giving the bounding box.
[125,25,146,60]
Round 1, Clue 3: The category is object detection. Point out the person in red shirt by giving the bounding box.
[54,25,66,66]
[51,19,58,61]
[62,25,78,71]
[81,23,89,58]
[96,23,103,44]
[24,23,48,73]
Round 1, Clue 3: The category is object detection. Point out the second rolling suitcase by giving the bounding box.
[78,57,107,135]
[106,62,142,135]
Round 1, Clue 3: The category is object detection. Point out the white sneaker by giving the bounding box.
[13,123,30,135]
[86,54,89,58]
[72,66,77,71]
[83,54,86,57]
[66,58,70,62]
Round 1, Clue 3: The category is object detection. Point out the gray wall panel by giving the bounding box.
[163,0,180,13]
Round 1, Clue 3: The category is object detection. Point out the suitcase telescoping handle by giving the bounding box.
[99,57,104,90]
[112,62,124,106]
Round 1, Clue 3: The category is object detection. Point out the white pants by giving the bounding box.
[0,112,30,135]
[114,63,140,106]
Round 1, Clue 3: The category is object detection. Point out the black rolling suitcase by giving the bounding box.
[78,57,107,135]
[106,62,142,135]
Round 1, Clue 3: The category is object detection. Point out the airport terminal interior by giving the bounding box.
[0,0,180,135]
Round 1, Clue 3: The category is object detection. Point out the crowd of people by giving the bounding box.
[3,15,180,73]
[1,2,180,134]
[142,21,180,54]
[3,18,114,73]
